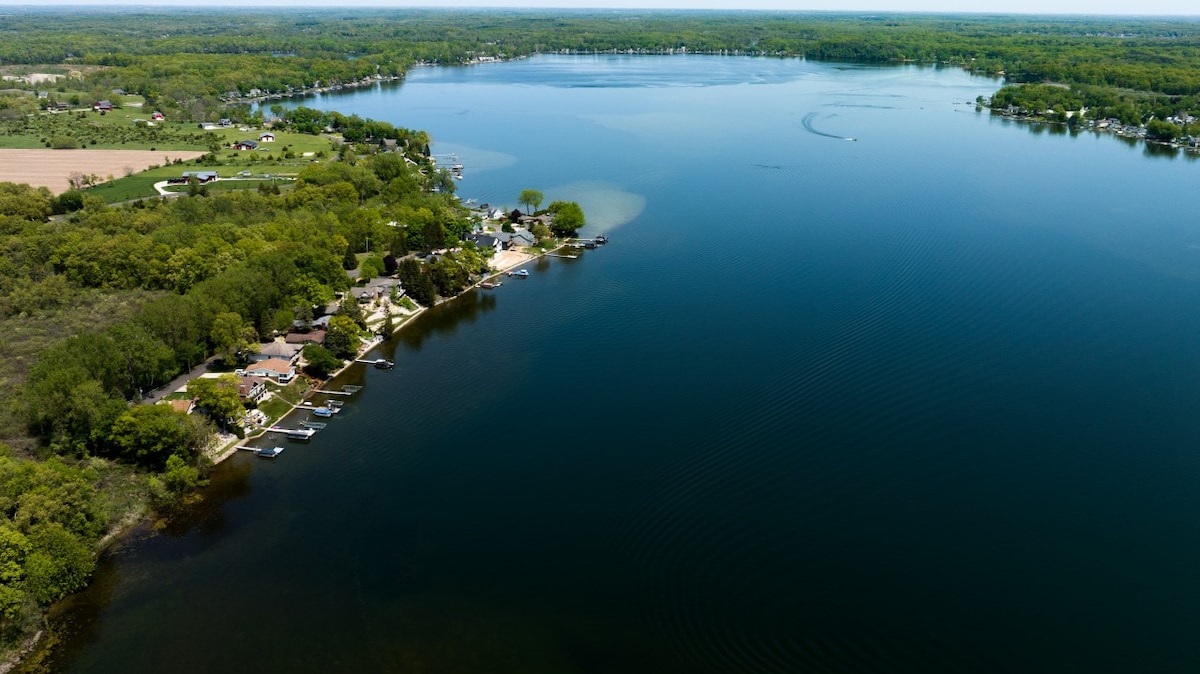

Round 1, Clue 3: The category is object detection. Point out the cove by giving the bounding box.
[42,56,1200,673]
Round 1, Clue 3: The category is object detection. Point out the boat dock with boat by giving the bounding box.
[353,358,394,369]
[269,426,318,441]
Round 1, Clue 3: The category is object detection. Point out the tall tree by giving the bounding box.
[187,375,244,432]
[518,189,544,214]
[210,312,251,364]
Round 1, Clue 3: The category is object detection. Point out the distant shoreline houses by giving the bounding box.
[986,100,1200,151]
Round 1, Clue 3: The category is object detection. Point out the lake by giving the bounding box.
[44,56,1200,673]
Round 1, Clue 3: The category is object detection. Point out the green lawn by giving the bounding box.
[269,377,312,406]
[162,178,296,195]
[256,395,292,424]
[88,161,304,203]
[86,176,165,203]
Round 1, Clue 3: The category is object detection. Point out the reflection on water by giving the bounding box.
[155,459,254,539]
[397,291,497,351]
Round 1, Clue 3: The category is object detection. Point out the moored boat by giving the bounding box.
[256,446,284,458]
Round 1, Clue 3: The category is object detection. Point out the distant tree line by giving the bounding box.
[2,11,1200,123]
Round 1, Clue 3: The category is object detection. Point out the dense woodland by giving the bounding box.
[0,6,1196,657]
[3,10,1200,122]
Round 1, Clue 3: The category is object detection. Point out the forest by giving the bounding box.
[3,10,1200,123]
[0,5,1197,658]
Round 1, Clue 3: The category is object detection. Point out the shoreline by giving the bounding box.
[206,240,572,465]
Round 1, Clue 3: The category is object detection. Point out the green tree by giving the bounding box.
[546,200,585,236]
[519,189,544,214]
[380,308,395,336]
[429,167,456,194]
[187,374,244,432]
[397,258,435,307]
[301,343,342,378]
[109,404,209,469]
[23,523,93,605]
[359,254,386,280]
[210,311,252,364]
[160,453,205,493]
[336,295,366,329]
[325,315,361,359]
[1146,118,1181,141]
[342,246,359,270]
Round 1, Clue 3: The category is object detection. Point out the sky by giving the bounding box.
[0,0,1196,15]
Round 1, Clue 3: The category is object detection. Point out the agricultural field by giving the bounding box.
[0,107,336,199]
[0,107,219,151]
[0,148,204,193]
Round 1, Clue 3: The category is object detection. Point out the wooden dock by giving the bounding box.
[546,253,578,259]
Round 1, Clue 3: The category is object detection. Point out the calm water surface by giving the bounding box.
[46,56,1200,673]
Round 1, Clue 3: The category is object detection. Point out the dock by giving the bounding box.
[296,403,336,411]
[546,253,578,259]
[268,426,318,441]
[299,420,328,429]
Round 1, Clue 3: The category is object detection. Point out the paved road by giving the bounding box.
[142,354,221,404]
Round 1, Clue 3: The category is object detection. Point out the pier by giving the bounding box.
[296,403,339,413]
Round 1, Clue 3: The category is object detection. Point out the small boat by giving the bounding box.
[256,446,284,458]
[312,407,333,418]
[271,426,317,441]
[594,234,608,244]
[328,400,344,409]
[584,241,597,249]
[513,269,529,278]
[373,358,395,369]
[480,282,495,289]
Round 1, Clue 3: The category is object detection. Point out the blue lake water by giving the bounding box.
[46,56,1200,673]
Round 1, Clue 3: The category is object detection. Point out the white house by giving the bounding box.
[244,358,296,384]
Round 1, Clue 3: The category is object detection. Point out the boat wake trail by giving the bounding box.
[799,111,857,142]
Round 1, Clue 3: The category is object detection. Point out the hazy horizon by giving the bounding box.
[0,1,1197,17]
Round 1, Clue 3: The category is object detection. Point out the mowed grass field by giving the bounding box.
[0,132,331,202]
